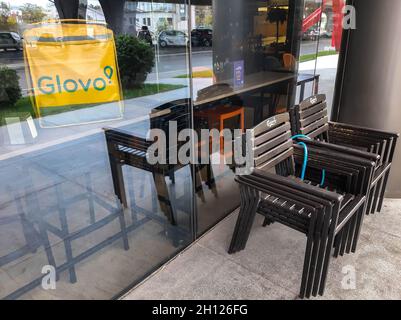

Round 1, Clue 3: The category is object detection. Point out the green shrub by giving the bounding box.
[115,34,155,89]
[0,66,22,108]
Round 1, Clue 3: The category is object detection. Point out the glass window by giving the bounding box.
[0,0,192,300]
[0,0,324,300]
[191,0,304,234]
[297,0,345,116]
[296,0,323,105]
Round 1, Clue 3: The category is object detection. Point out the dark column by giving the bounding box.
[54,0,87,19]
[54,0,80,19]
[78,0,88,19]
[99,0,127,34]
[333,0,401,197]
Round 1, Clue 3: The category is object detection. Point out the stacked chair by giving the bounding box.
[229,112,377,298]
[290,94,399,215]
[105,99,217,227]
[104,99,190,226]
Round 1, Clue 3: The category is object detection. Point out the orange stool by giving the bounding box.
[283,53,296,71]
[196,105,245,155]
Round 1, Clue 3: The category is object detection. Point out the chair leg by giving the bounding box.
[202,163,216,191]
[351,205,366,253]
[339,222,351,256]
[229,185,252,253]
[371,177,384,214]
[305,212,324,298]
[366,185,376,215]
[228,185,253,254]
[116,201,130,250]
[207,164,218,198]
[169,171,176,184]
[345,214,358,254]
[153,172,177,226]
[318,220,339,296]
[193,165,206,203]
[312,208,333,297]
[333,231,342,258]
[377,170,390,212]
[300,212,317,299]
[127,169,138,223]
[262,217,274,227]
[230,187,252,251]
[151,174,159,213]
[109,156,128,208]
[139,173,146,199]
[238,187,261,251]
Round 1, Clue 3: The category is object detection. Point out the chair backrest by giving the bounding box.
[292,94,329,139]
[104,99,191,169]
[104,127,152,158]
[149,99,192,164]
[249,112,294,171]
[150,98,191,137]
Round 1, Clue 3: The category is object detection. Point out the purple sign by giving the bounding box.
[233,60,244,89]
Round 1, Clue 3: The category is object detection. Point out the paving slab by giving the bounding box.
[123,199,401,300]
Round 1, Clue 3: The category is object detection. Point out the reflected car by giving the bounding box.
[320,30,333,38]
[191,28,213,47]
[0,32,23,51]
[158,30,188,47]
[302,28,319,41]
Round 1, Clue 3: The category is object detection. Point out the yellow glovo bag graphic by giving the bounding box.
[23,20,123,127]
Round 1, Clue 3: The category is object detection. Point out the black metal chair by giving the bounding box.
[290,94,399,215]
[105,99,216,227]
[292,141,377,257]
[229,113,375,298]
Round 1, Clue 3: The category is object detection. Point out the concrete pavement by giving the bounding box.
[122,199,401,300]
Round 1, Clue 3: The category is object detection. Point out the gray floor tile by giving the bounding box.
[124,243,296,300]
[123,199,401,300]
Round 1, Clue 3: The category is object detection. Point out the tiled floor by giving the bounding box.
[123,199,401,300]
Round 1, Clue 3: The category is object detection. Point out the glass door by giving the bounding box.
[189,0,305,235]
[0,0,193,300]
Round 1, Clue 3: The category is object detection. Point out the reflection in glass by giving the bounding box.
[23,20,124,127]
[192,0,304,234]
[298,0,345,114]
[0,0,319,299]
[0,0,192,300]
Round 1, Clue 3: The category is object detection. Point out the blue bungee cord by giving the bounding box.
[290,134,326,187]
